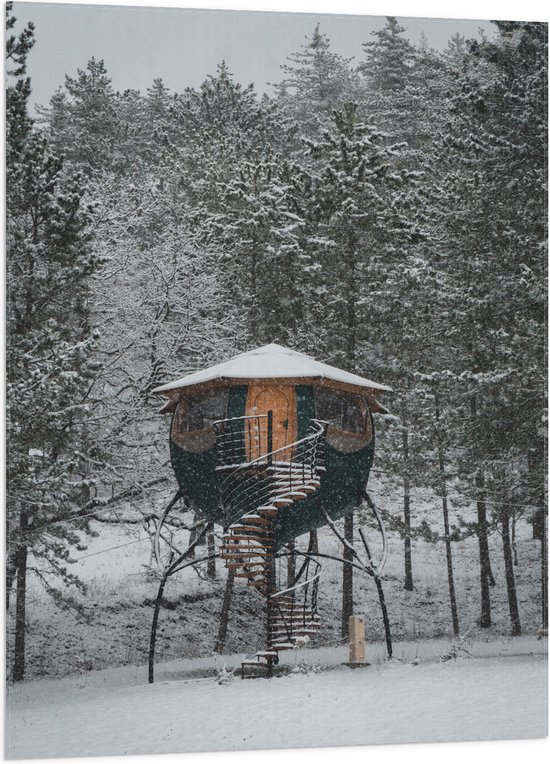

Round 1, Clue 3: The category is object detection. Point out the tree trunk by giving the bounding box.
[511,514,518,566]
[435,400,459,636]
[207,523,216,579]
[358,526,392,659]
[6,552,18,612]
[501,508,521,636]
[341,512,354,639]
[309,529,318,555]
[287,540,296,588]
[187,511,202,559]
[214,569,235,654]
[148,569,169,684]
[13,511,29,682]
[541,511,548,631]
[442,492,459,636]
[529,443,548,630]
[476,471,492,627]
[402,428,413,591]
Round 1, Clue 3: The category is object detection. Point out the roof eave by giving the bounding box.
[153,374,392,399]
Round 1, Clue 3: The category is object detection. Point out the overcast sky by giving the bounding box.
[10,1,537,111]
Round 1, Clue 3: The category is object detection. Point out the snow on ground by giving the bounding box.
[10,509,546,682]
[5,639,547,759]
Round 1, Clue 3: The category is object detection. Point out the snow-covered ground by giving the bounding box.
[5,638,547,759]
[9,509,545,683]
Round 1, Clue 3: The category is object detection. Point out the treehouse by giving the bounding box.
[152,343,391,676]
[153,343,390,546]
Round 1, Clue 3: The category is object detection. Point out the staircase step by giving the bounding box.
[271,498,294,506]
[257,506,278,516]
[230,525,273,534]
[222,553,269,561]
[226,561,264,570]
[234,570,265,579]
[269,643,295,651]
[271,619,320,628]
[270,630,320,639]
[271,483,308,491]
[271,620,320,629]
[270,488,308,498]
[243,514,271,522]
[271,605,309,612]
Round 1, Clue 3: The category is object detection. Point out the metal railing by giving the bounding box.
[214,414,270,468]
[213,416,328,529]
[269,554,321,645]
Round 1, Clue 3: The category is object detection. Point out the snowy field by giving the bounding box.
[5,638,547,759]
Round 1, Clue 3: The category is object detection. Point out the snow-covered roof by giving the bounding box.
[152,343,392,395]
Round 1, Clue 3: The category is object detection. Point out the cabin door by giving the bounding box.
[245,385,297,462]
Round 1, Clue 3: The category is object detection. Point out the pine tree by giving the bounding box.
[358,17,417,148]
[274,24,360,139]
[202,147,316,345]
[303,102,421,369]
[433,21,547,632]
[6,4,101,680]
[302,101,423,602]
[175,63,283,211]
[44,57,123,175]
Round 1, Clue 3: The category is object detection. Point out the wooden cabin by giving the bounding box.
[153,343,390,547]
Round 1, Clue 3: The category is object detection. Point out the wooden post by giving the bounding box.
[349,615,365,664]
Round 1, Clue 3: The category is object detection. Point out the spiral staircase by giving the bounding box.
[214,415,327,676]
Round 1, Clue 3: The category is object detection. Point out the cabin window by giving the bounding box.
[315,389,372,452]
[172,389,228,452]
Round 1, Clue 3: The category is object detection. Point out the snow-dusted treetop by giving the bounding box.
[153,343,392,396]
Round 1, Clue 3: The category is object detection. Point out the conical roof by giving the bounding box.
[153,343,391,396]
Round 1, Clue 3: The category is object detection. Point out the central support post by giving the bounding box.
[265,553,277,676]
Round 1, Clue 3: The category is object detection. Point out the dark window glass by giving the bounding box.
[175,390,228,434]
[315,389,365,434]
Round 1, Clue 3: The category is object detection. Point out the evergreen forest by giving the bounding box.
[6,5,548,682]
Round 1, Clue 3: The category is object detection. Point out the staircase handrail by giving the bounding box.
[271,555,321,600]
[214,416,327,470]
[214,418,327,526]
